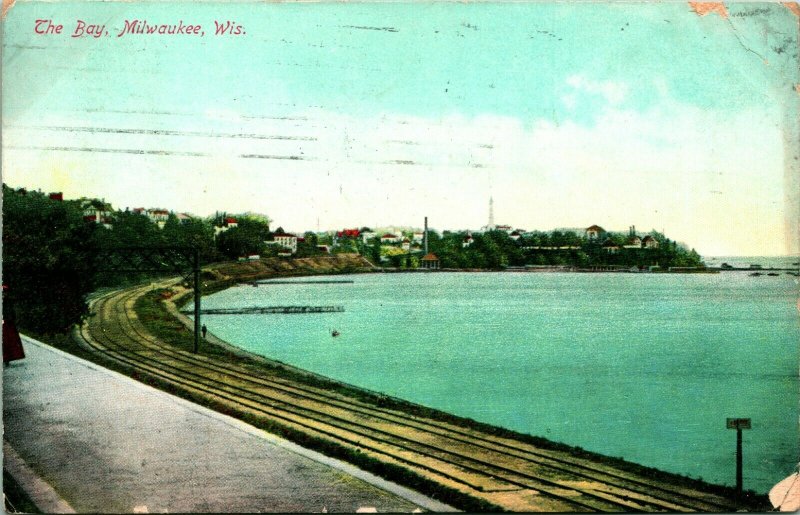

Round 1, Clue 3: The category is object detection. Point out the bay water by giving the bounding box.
[194,270,799,493]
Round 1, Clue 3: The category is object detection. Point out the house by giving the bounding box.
[602,239,620,254]
[623,236,642,249]
[214,217,238,237]
[272,233,298,254]
[176,213,192,222]
[380,233,400,244]
[421,253,440,270]
[642,235,659,249]
[147,209,169,229]
[412,232,424,243]
[48,192,63,201]
[361,231,377,244]
[335,228,360,247]
[495,224,513,234]
[510,230,522,241]
[336,228,361,239]
[401,238,411,251]
[462,234,474,248]
[585,225,605,241]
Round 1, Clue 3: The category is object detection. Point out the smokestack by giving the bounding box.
[424,217,428,254]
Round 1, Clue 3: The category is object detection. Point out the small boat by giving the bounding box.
[331,330,340,338]
[750,272,763,277]
[767,272,779,276]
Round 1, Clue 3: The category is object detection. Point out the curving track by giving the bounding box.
[78,282,744,512]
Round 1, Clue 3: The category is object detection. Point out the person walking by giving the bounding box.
[201,324,207,339]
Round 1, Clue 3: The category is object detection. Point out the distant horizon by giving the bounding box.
[6,180,800,259]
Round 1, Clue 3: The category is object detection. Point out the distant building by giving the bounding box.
[585,225,605,241]
[421,253,440,269]
[336,228,361,239]
[602,239,620,254]
[623,236,642,249]
[334,228,360,247]
[462,234,474,248]
[147,209,169,229]
[401,238,411,251]
[380,233,400,244]
[214,217,238,237]
[412,232,424,243]
[642,235,659,249]
[48,192,63,201]
[272,233,298,254]
[510,230,522,241]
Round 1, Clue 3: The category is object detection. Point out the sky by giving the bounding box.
[2,1,799,256]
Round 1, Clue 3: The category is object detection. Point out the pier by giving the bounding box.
[255,280,355,284]
[181,306,345,315]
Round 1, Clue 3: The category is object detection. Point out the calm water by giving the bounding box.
[194,271,799,493]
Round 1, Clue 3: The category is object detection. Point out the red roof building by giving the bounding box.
[48,192,63,201]
[336,228,361,239]
[421,253,440,269]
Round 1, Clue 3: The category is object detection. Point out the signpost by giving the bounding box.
[727,418,751,495]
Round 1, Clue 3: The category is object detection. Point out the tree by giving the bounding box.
[2,186,97,333]
[216,227,265,259]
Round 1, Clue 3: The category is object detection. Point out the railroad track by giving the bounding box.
[78,282,743,512]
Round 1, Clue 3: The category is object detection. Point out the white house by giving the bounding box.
[214,217,238,237]
[462,234,474,248]
[412,232,424,243]
[380,233,400,244]
[401,238,411,251]
[147,209,169,229]
[272,233,298,254]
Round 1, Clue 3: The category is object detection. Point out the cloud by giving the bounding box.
[565,75,630,106]
[2,94,790,255]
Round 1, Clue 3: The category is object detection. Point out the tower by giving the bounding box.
[488,196,495,230]
[424,216,428,254]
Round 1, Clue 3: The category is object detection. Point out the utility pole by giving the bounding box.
[193,248,201,354]
[727,417,751,495]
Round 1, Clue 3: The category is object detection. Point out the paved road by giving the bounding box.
[3,336,454,513]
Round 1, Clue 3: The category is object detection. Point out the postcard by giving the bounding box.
[2,1,799,512]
